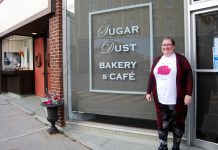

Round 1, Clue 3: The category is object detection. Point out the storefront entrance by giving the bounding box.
[34,37,45,97]
[192,9,218,150]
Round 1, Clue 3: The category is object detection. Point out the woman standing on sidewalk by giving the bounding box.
[146,37,193,150]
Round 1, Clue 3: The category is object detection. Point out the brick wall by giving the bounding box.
[48,0,64,126]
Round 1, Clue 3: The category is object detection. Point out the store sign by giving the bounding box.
[89,3,153,94]
[98,25,138,81]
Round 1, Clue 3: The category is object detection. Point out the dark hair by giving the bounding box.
[163,37,175,46]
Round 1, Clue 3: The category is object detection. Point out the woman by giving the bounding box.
[146,37,193,150]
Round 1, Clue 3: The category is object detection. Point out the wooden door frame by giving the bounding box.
[43,35,48,94]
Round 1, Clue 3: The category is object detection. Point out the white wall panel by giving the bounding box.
[0,0,48,34]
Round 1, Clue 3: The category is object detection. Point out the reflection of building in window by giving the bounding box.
[4,52,21,66]
[124,0,137,6]
[164,16,175,36]
[154,17,159,36]
[114,0,122,7]
[199,11,218,35]
[106,0,113,8]
[126,20,137,28]
[151,0,158,9]
[90,0,97,11]
[107,19,115,27]
[67,0,75,13]
[2,35,33,70]
[211,12,218,33]
[165,0,174,8]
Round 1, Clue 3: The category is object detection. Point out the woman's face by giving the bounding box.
[161,39,175,56]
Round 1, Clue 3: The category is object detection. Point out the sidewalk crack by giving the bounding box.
[0,127,47,143]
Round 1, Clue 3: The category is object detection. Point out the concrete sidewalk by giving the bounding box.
[0,93,90,150]
[0,93,207,150]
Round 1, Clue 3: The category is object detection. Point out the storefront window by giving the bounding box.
[66,0,185,128]
[197,72,218,143]
[196,11,218,69]
[2,35,33,70]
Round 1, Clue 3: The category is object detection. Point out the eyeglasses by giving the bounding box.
[162,44,173,47]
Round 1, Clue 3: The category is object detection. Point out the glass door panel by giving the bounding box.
[196,72,218,143]
[196,11,218,144]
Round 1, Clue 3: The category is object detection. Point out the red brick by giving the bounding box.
[47,0,64,126]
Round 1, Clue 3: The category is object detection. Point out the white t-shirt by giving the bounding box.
[154,53,177,104]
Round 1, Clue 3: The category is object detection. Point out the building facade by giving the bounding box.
[0,0,218,149]
[0,0,65,126]
[63,0,218,149]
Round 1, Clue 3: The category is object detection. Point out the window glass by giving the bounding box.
[66,0,185,127]
[2,35,33,70]
[196,11,218,69]
[165,0,174,8]
[195,11,218,143]
[164,16,175,36]
[197,72,218,143]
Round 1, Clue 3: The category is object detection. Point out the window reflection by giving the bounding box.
[66,0,185,127]
[197,73,218,143]
[196,11,218,143]
[2,35,33,71]
[196,11,218,69]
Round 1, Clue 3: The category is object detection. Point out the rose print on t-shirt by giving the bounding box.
[157,65,171,75]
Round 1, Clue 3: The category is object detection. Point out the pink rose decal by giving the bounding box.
[157,65,171,75]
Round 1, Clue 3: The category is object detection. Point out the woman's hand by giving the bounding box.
[184,95,192,105]
[146,94,152,102]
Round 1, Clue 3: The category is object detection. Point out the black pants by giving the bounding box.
[158,104,184,150]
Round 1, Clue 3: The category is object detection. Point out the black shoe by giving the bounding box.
[158,144,168,150]
[158,139,168,150]
[158,146,168,150]
[172,141,180,150]
[172,146,180,150]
